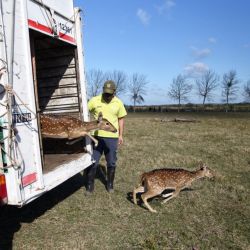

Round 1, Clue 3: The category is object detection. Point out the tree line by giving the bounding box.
[86,69,250,112]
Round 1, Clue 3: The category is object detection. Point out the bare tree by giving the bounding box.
[243,80,250,102]
[168,74,192,112]
[105,70,127,96]
[196,70,219,109]
[86,69,105,98]
[221,70,239,111]
[128,73,148,112]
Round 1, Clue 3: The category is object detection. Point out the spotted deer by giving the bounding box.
[40,112,117,146]
[133,163,214,213]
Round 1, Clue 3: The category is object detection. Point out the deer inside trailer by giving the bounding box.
[0,0,93,206]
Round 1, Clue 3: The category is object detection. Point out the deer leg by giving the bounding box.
[86,133,98,147]
[68,131,99,147]
[133,185,145,205]
[161,189,180,204]
[162,192,174,198]
[141,190,159,213]
[66,137,83,145]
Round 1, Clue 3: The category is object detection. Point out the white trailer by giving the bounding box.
[0,0,93,206]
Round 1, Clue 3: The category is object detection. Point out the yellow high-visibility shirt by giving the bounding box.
[88,95,127,138]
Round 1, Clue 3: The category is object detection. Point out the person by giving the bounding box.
[86,80,127,194]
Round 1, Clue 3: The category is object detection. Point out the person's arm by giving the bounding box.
[118,117,125,145]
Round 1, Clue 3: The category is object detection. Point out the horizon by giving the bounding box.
[123,101,250,107]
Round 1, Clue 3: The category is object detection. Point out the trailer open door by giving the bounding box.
[0,0,92,206]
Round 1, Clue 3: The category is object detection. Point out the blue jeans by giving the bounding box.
[91,137,118,171]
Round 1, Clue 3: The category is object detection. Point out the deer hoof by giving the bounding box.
[151,209,157,213]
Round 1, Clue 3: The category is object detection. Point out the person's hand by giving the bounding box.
[118,135,124,146]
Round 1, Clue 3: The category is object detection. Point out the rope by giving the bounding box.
[0,66,6,79]
[0,3,16,170]
[4,84,37,118]
[0,84,37,170]
[38,0,57,35]
[0,144,21,170]
[0,111,7,118]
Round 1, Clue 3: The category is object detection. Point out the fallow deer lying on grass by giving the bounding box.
[133,163,214,213]
[40,112,117,147]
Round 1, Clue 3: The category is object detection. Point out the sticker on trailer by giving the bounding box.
[12,112,32,124]
[12,106,33,124]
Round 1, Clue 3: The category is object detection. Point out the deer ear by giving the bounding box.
[198,161,204,170]
[98,112,103,122]
[200,163,207,170]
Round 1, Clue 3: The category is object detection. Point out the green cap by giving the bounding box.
[103,80,116,94]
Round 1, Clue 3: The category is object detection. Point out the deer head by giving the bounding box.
[96,112,117,132]
[198,163,214,179]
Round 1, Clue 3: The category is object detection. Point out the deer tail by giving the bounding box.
[140,173,147,185]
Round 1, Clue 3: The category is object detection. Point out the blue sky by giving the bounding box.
[74,0,250,105]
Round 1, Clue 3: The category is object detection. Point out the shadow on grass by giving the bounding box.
[0,173,85,250]
[126,191,148,211]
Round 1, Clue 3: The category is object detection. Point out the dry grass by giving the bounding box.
[0,112,250,249]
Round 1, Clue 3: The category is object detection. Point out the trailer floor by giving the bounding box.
[43,153,85,173]
[42,138,88,173]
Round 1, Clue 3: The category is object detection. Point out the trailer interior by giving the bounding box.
[29,29,87,173]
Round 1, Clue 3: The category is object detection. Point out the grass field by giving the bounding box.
[1,112,250,250]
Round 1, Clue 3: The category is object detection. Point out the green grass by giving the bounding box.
[1,112,250,249]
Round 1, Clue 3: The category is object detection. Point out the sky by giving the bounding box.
[74,0,250,105]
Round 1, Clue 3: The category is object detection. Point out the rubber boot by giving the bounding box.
[85,166,96,196]
[106,168,115,193]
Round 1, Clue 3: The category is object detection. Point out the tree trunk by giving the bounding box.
[226,94,229,112]
[202,96,206,111]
